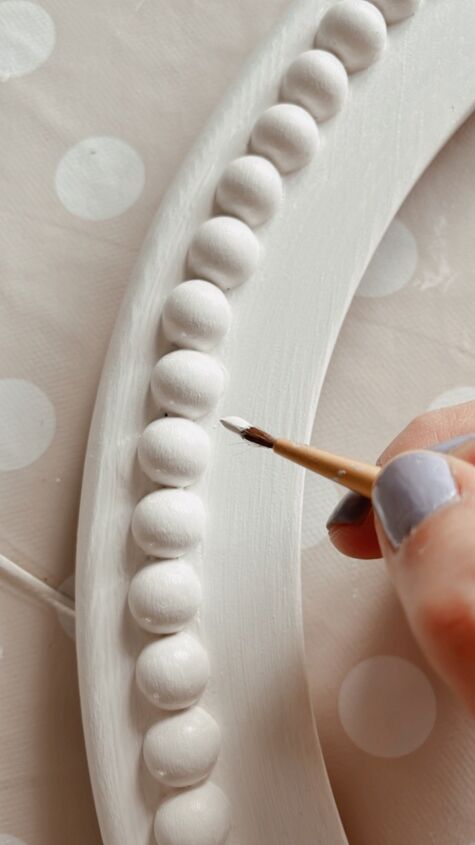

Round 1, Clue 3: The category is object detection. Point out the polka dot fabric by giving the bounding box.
[429,386,475,411]
[357,219,418,298]
[55,137,145,221]
[0,379,55,471]
[338,657,436,758]
[0,1,474,844]
[0,2,55,80]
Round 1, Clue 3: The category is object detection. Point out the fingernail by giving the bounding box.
[430,433,475,453]
[325,435,474,531]
[326,491,372,529]
[373,451,458,548]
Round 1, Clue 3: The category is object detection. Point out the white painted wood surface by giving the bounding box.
[76,1,475,843]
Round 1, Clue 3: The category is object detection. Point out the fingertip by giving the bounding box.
[328,524,382,559]
[326,491,372,529]
[327,505,381,559]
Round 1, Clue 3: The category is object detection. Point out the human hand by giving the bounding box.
[326,401,475,714]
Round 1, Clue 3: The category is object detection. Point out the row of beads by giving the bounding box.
[127,1,421,843]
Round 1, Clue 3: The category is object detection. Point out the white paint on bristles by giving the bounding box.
[220,416,251,436]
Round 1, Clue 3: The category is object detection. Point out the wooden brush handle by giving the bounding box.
[272,437,472,499]
[273,439,380,497]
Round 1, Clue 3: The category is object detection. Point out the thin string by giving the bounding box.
[0,552,76,619]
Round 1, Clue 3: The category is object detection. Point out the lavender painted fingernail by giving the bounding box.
[430,433,475,453]
[326,491,371,529]
[325,435,473,531]
[373,451,458,548]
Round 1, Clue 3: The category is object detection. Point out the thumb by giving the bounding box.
[372,442,475,715]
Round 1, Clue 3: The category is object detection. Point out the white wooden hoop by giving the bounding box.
[76,1,475,843]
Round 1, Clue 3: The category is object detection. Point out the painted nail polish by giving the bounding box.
[326,490,372,529]
[372,451,458,548]
[430,433,475,453]
[325,434,473,531]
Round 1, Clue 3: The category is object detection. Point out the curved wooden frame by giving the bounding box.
[76,1,475,843]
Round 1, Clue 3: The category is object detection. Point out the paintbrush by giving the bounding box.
[221,416,379,497]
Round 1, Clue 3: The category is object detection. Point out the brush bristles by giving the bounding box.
[220,416,250,435]
[241,426,275,448]
[220,417,275,448]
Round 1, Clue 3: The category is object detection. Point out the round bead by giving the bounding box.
[281,50,348,122]
[250,103,319,174]
[187,216,260,290]
[162,280,232,352]
[154,782,231,845]
[315,0,387,74]
[143,707,221,787]
[128,560,202,634]
[131,489,205,558]
[370,0,421,24]
[136,632,210,710]
[216,155,283,227]
[151,350,225,419]
[138,417,210,487]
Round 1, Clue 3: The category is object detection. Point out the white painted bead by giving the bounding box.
[370,0,421,24]
[188,216,260,290]
[250,103,319,174]
[281,50,348,122]
[143,707,221,787]
[131,489,205,558]
[128,560,202,634]
[151,350,226,419]
[162,280,232,351]
[216,155,283,227]
[154,782,231,845]
[136,632,210,710]
[138,417,210,487]
[315,0,387,74]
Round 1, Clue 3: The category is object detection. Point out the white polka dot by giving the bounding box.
[0,836,27,845]
[0,1,55,81]
[339,656,436,757]
[56,575,75,640]
[357,219,418,298]
[301,471,341,549]
[428,386,475,411]
[55,137,145,221]
[0,379,56,471]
